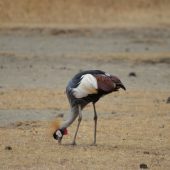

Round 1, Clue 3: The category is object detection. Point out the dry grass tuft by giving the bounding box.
[0,0,170,27]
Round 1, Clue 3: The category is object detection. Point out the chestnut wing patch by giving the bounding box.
[95,75,114,92]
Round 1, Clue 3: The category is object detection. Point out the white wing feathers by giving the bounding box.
[73,74,98,98]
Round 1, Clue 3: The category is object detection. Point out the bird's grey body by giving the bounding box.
[66,70,106,108]
[53,70,126,145]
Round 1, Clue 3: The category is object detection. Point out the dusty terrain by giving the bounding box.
[0,27,170,170]
[0,0,170,169]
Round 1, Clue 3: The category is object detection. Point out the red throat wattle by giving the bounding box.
[64,128,68,135]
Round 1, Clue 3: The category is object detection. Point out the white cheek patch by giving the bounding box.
[73,74,98,98]
[56,130,62,138]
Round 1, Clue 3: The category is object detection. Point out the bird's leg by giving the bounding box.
[71,105,82,145]
[93,102,98,145]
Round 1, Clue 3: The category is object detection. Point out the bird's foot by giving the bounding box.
[70,141,77,146]
[58,139,62,145]
[91,142,97,146]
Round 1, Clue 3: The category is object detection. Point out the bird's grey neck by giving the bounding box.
[60,105,80,129]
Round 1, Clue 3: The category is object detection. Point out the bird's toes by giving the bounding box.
[70,141,77,146]
[91,143,97,146]
[58,139,62,145]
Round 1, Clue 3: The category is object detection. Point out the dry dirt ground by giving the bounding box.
[0,2,170,168]
[0,26,170,170]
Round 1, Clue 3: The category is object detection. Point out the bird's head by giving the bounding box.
[53,128,68,144]
[50,119,68,144]
[110,75,126,91]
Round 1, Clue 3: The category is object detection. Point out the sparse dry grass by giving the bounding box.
[0,60,169,169]
[0,112,170,170]
[0,0,170,27]
[0,88,169,114]
[0,2,170,168]
[0,50,170,65]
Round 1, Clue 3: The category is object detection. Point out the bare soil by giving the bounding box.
[0,1,170,168]
[0,27,170,170]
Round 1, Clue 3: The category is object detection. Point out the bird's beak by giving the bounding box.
[119,83,126,91]
[58,138,62,145]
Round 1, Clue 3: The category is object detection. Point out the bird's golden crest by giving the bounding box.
[49,119,61,136]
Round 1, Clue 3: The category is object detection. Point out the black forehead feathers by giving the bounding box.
[110,75,121,84]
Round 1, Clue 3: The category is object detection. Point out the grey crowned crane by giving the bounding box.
[53,70,126,145]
